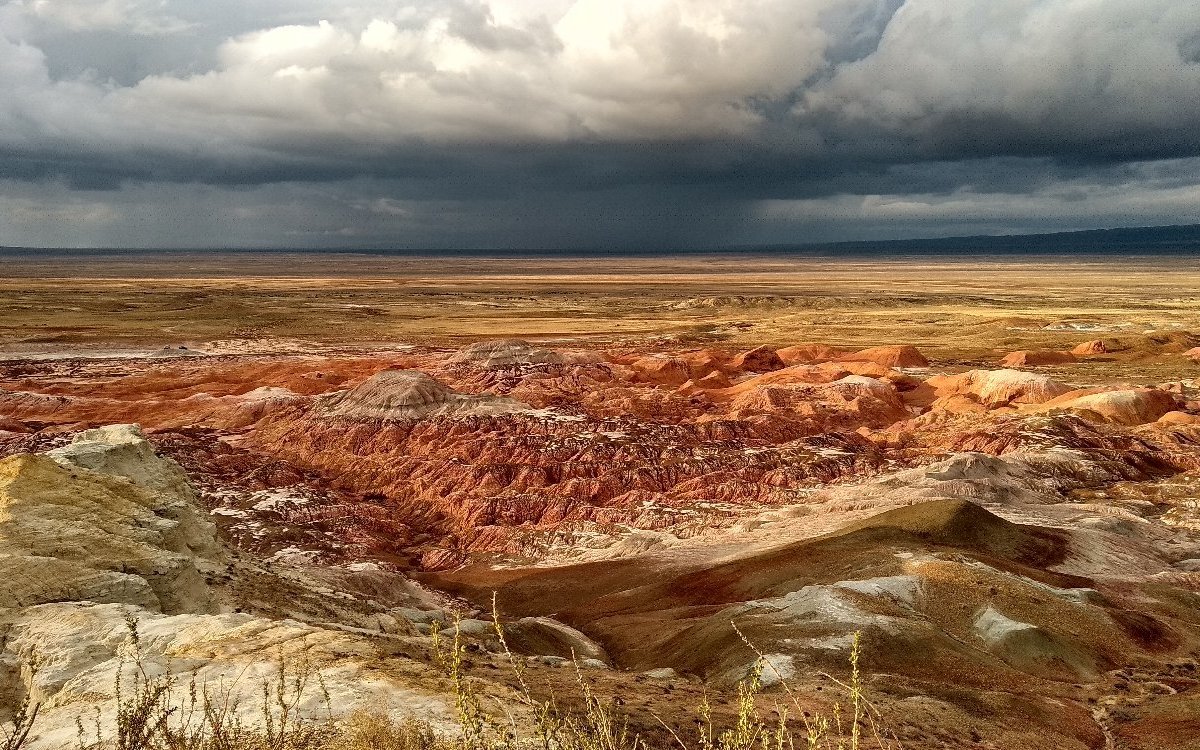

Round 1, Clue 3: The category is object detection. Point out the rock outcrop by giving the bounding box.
[838,345,928,368]
[776,344,843,365]
[3,338,1200,749]
[449,339,567,369]
[1039,388,1180,425]
[926,369,1073,407]
[1,425,222,614]
[1071,340,1113,356]
[0,427,459,748]
[319,370,529,420]
[729,346,784,373]
[629,355,692,386]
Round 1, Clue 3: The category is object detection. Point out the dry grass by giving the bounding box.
[6,610,898,750]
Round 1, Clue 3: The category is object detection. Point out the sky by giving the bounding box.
[2,0,1200,249]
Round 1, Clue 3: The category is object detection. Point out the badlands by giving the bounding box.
[2,252,1200,749]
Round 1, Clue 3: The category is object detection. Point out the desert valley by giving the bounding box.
[0,252,1199,749]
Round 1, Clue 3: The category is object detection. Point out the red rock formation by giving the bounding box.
[695,371,732,389]
[838,345,928,368]
[0,416,30,433]
[674,350,729,379]
[729,346,784,373]
[242,408,888,567]
[628,356,692,386]
[1071,339,1112,356]
[2,341,1194,576]
[776,343,843,365]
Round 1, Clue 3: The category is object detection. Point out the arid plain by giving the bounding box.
[2,252,1200,750]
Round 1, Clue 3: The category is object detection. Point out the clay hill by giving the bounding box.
[2,336,1200,749]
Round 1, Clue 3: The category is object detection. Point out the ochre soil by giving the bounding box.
[3,253,1200,749]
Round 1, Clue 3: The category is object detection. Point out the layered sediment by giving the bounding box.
[2,337,1200,748]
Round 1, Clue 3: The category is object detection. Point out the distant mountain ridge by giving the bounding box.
[760,223,1200,256]
[3,223,1200,256]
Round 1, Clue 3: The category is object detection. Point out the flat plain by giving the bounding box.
[4,251,1200,367]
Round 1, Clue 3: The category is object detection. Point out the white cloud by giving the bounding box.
[2,0,1197,162]
[803,0,1200,148]
[2,0,1200,247]
[0,0,852,155]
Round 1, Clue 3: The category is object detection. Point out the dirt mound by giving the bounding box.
[318,369,529,420]
[838,345,928,368]
[927,369,1073,407]
[776,343,843,365]
[448,339,566,369]
[629,355,692,385]
[828,499,1065,567]
[1071,339,1114,356]
[1040,387,1180,425]
[729,346,784,372]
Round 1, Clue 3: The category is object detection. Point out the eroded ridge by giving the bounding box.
[2,336,1200,749]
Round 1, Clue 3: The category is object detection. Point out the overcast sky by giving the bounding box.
[2,0,1199,249]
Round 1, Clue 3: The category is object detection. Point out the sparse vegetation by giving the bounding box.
[22,607,896,750]
[1,648,40,750]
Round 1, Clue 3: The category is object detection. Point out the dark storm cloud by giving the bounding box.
[1,0,1199,248]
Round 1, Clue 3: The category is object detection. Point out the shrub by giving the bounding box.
[38,605,899,750]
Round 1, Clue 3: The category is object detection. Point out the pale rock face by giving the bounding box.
[927,369,1072,407]
[5,603,457,750]
[504,616,610,664]
[972,605,1097,681]
[48,424,224,563]
[834,575,922,609]
[0,427,459,748]
[754,653,796,688]
[1039,388,1180,425]
[974,605,1038,644]
[744,584,905,630]
[0,555,159,611]
[49,424,195,499]
[0,451,219,615]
